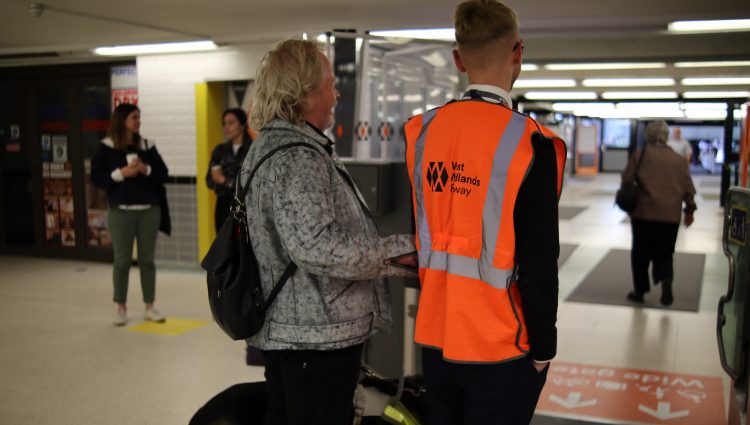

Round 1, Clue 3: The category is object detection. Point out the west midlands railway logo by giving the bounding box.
[427,162,449,192]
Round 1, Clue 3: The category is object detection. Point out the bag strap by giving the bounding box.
[235,141,321,203]
[633,145,647,183]
[264,261,298,310]
[233,141,325,310]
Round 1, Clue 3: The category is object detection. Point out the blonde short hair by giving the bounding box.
[455,0,518,52]
[251,39,325,129]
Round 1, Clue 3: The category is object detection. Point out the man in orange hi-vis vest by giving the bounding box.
[404,1,567,424]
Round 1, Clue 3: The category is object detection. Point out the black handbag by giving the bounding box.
[201,142,315,340]
[615,146,646,214]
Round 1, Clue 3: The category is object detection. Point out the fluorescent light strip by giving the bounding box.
[582,78,675,87]
[668,19,750,33]
[521,64,539,71]
[685,110,728,119]
[681,103,728,110]
[601,91,678,99]
[682,77,750,86]
[514,79,576,88]
[675,61,750,68]
[523,91,597,100]
[93,40,217,56]
[552,102,614,112]
[370,28,455,41]
[545,63,665,71]
[683,91,750,99]
[616,102,680,110]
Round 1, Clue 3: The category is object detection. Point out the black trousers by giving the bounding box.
[262,344,364,425]
[422,348,548,425]
[630,219,680,294]
[215,193,233,232]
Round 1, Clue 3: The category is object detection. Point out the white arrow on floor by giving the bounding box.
[549,392,597,409]
[638,402,690,420]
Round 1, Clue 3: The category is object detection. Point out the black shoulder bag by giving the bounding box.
[201,142,315,340]
[615,146,646,214]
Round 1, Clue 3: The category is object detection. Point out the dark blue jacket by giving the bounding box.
[91,138,169,207]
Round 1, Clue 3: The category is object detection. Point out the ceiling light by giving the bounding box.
[420,51,448,68]
[675,61,750,68]
[616,102,680,110]
[93,40,217,56]
[545,63,665,71]
[523,91,597,100]
[552,102,614,112]
[601,91,678,99]
[582,78,675,87]
[668,19,750,33]
[683,91,750,99]
[682,77,750,86]
[681,103,728,110]
[684,110,728,119]
[370,28,455,41]
[513,79,576,88]
[521,64,538,71]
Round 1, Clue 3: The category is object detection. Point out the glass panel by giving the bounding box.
[719,188,750,379]
[80,85,112,249]
[0,85,35,245]
[39,86,75,248]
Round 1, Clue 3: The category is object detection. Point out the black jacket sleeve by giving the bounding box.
[91,144,117,191]
[514,133,560,361]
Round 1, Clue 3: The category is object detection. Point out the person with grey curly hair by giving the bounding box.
[239,38,417,425]
[622,120,697,306]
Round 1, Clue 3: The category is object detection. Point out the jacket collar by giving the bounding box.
[263,119,334,155]
[101,137,114,148]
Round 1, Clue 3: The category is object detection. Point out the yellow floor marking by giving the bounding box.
[127,318,210,336]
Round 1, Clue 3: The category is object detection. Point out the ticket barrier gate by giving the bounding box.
[718,187,750,416]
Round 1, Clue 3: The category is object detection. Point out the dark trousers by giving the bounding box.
[215,193,233,232]
[422,348,548,425]
[630,219,680,294]
[262,344,364,425]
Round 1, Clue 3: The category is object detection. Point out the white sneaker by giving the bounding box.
[114,309,127,326]
[144,308,165,323]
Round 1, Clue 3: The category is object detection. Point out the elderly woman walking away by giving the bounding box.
[622,120,697,306]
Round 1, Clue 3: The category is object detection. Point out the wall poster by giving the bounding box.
[42,134,75,247]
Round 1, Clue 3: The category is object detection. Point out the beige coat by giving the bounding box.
[622,144,696,223]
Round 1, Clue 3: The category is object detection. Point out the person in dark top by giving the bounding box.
[205,108,252,231]
[91,103,169,326]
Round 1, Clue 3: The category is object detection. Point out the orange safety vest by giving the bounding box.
[404,99,566,363]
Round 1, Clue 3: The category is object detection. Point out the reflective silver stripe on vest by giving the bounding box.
[413,109,528,290]
[480,113,528,272]
[413,109,438,256]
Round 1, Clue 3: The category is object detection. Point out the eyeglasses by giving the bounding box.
[512,39,525,52]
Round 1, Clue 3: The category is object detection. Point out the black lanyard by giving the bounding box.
[463,89,510,108]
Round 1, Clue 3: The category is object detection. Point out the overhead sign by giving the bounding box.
[536,361,725,425]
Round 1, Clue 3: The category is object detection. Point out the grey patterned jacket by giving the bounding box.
[239,119,416,351]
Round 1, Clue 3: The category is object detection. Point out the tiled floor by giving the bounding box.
[0,172,732,424]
